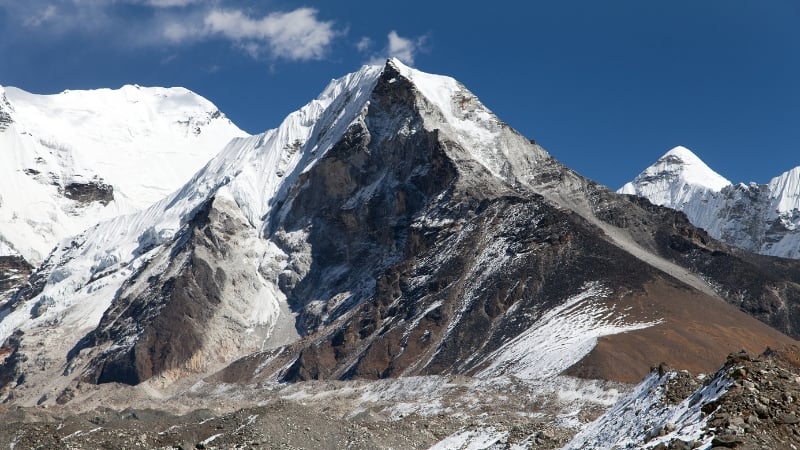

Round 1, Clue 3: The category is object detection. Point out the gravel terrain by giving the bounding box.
[0,374,625,449]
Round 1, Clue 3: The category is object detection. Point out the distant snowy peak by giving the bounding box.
[0,82,248,264]
[660,145,731,190]
[619,146,731,203]
[1,83,247,204]
[768,165,800,214]
[620,146,800,259]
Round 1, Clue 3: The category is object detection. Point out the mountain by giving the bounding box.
[620,146,800,259]
[1,58,799,429]
[0,83,248,305]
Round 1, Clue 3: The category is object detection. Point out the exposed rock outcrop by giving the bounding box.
[567,347,800,449]
[63,181,114,206]
[71,195,287,385]
[0,90,12,131]
[0,256,33,307]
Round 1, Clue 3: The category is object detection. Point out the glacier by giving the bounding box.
[0,83,248,266]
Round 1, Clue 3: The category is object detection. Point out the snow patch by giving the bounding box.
[475,282,661,379]
[429,427,509,450]
[565,370,732,449]
[0,240,18,257]
[199,433,224,446]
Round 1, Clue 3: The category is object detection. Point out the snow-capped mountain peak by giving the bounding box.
[660,145,730,189]
[620,146,800,259]
[0,62,385,375]
[620,146,731,199]
[0,83,248,265]
[617,146,732,236]
[0,59,551,390]
[387,58,546,182]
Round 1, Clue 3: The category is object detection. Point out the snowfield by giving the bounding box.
[0,83,247,265]
[475,282,661,380]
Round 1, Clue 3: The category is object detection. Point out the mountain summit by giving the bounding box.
[0,60,798,413]
[620,147,800,259]
[0,83,247,269]
[619,145,731,199]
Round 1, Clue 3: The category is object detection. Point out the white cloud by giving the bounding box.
[367,30,427,66]
[3,2,345,63]
[355,36,372,52]
[145,0,202,7]
[202,8,339,61]
[163,20,199,42]
[22,5,58,27]
[387,31,417,64]
[10,1,118,33]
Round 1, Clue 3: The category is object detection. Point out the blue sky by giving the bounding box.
[0,1,797,189]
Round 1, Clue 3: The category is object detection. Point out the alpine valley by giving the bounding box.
[0,60,799,449]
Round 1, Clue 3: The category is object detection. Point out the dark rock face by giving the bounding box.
[716,183,773,248]
[264,67,555,379]
[3,244,66,315]
[274,194,654,381]
[0,330,26,400]
[76,199,227,385]
[271,65,462,335]
[0,255,33,307]
[0,93,12,131]
[71,192,273,386]
[64,181,114,205]
[0,110,11,131]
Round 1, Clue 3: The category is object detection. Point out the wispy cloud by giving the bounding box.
[160,53,178,65]
[1,2,432,66]
[22,4,57,27]
[355,36,372,53]
[387,31,420,64]
[3,1,342,62]
[201,8,340,61]
[145,0,204,7]
[363,30,427,66]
